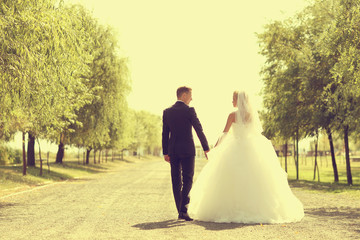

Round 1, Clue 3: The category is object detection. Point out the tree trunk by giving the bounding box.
[86,148,91,165]
[343,125,353,185]
[94,149,97,164]
[37,139,43,176]
[296,131,299,180]
[46,152,50,173]
[98,149,101,164]
[293,138,296,171]
[27,133,36,167]
[313,133,320,181]
[55,133,65,164]
[22,132,27,176]
[294,131,299,180]
[105,149,108,163]
[284,142,288,173]
[326,127,338,183]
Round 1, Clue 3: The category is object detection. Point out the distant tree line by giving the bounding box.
[0,0,161,174]
[258,0,360,185]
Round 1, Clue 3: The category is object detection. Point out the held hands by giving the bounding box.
[215,132,228,148]
[164,155,170,163]
[165,152,209,162]
[205,150,209,160]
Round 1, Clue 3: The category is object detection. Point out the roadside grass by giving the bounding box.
[280,156,360,197]
[0,155,159,197]
[289,179,360,196]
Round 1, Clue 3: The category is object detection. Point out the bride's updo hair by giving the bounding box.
[233,91,239,106]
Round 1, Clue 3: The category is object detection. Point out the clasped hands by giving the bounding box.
[164,150,209,163]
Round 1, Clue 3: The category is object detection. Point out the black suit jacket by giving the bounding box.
[162,101,209,157]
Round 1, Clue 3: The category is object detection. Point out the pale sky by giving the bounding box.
[67,0,308,144]
[10,0,309,152]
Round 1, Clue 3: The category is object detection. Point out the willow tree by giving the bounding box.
[0,0,93,170]
[67,6,131,164]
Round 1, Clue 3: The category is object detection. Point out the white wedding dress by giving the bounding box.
[188,92,304,223]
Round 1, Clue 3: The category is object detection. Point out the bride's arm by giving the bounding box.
[223,112,235,133]
[215,112,235,147]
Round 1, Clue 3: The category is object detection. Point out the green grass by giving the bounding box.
[279,155,360,195]
[0,155,147,196]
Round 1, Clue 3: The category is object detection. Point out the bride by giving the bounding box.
[188,91,304,223]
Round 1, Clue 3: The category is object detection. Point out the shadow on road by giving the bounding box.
[132,219,257,231]
[0,202,18,220]
[193,220,256,231]
[0,202,17,208]
[132,219,186,230]
[305,207,360,220]
[305,207,360,237]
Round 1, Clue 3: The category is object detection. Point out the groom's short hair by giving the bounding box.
[177,86,192,99]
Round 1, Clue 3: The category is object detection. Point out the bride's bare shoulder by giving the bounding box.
[228,112,236,123]
[223,112,236,132]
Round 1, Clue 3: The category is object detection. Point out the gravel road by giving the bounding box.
[0,158,359,240]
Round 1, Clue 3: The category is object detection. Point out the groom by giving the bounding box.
[162,86,209,221]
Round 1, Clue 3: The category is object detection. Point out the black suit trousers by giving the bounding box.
[170,155,195,214]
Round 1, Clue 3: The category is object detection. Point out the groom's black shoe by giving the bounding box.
[178,212,193,221]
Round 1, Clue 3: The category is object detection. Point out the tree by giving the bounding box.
[318,0,360,185]
[258,0,360,185]
[258,19,311,180]
[67,7,131,164]
[0,0,93,169]
[297,0,340,182]
[127,110,161,156]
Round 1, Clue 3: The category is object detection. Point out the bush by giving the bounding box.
[0,146,22,165]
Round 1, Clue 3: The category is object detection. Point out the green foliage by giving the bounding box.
[0,146,21,165]
[0,0,94,141]
[127,110,161,155]
[0,0,164,165]
[258,0,360,140]
[258,18,310,141]
[0,1,134,159]
[67,8,131,152]
[258,0,360,185]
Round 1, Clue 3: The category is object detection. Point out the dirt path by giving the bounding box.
[0,158,359,240]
